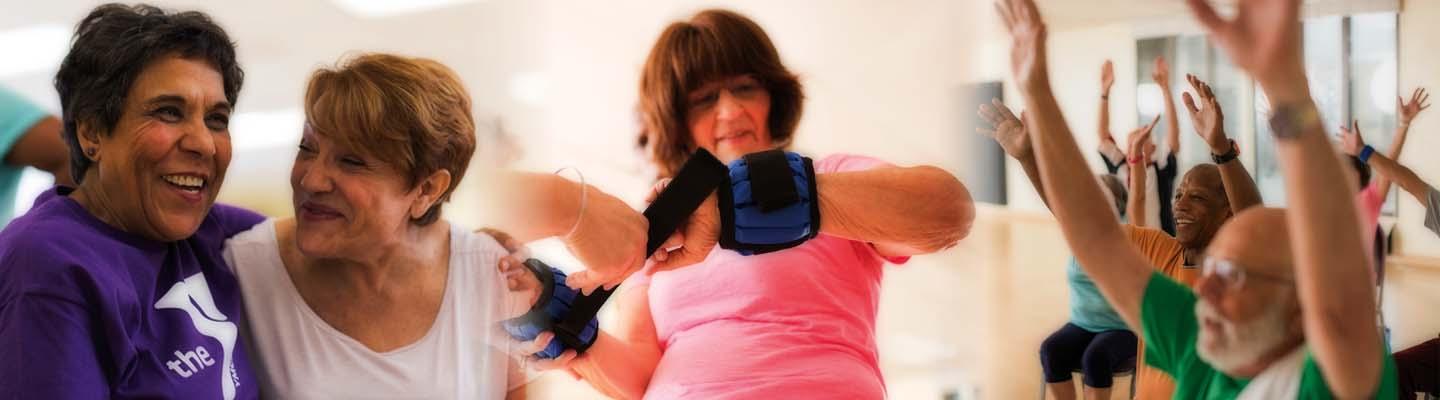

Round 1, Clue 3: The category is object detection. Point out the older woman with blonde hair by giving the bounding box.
[223,53,646,399]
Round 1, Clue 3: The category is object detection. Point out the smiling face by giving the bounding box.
[685,74,774,163]
[1173,165,1231,248]
[77,55,232,242]
[290,127,427,260]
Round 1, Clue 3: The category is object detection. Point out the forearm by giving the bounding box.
[1098,96,1113,143]
[1267,91,1381,395]
[1162,89,1181,154]
[816,165,974,254]
[1127,162,1146,226]
[1018,155,1051,209]
[568,332,661,400]
[1217,159,1263,213]
[491,172,582,242]
[1374,124,1411,198]
[1022,80,1152,329]
[1368,152,1433,206]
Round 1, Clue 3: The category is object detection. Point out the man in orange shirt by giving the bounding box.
[978,73,1262,399]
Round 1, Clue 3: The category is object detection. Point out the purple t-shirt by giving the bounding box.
[0,187,263,399]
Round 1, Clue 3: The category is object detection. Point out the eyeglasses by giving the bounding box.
[1201,257,1293,290]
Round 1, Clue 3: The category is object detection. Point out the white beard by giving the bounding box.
[1194,299,1293,373]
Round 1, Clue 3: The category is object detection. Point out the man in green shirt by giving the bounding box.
[993,0,1397,397]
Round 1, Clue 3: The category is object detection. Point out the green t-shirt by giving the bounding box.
[1139,272,1398,399]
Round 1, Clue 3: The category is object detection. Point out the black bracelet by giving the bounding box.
[1211,139,1239,164]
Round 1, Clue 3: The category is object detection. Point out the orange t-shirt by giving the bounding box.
[1121,225,1194,400]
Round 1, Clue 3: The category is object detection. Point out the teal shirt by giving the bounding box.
[0,86,48,226]
[1140,272,1399,399]
[1066,256,1129,332]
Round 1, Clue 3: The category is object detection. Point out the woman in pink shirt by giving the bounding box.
[526,9,975,399]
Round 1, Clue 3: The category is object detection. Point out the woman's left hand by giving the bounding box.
[645,178,719,273]
[480,228,542,318]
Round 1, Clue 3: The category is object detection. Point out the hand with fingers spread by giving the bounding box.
[1399,88,1431,125]
[1339,120,1366,157]
[1101,60,1116,98]
[644,178,720,273]
[977,98,1031,160]
[1183,0,1306,100]
[1182,74,1228,153]
[996,0,1049,90]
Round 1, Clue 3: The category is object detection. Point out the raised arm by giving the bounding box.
[1153,57,1181,156]
[1374,88,1429,201]
[978,99,1049,208]
[1183,74,1263,212]
[1127,117,1160,227]
[1098,60,1124,162]
[1186,0,1381,396]
[998,0,1155,329]
[1340,122,1434,207]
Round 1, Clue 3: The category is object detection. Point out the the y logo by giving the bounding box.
[155,273,239,400]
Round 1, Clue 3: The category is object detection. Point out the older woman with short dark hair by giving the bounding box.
[0,4,258,398]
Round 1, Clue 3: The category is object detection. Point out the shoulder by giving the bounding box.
[203,203,265,238]
[450,224,509,266]
[0,207,116,300]
[813,153,897,174]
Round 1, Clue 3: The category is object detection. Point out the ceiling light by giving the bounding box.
[330,0,481,18]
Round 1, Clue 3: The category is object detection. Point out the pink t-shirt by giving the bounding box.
[1357,185,1384,281]
[629,154,909,399]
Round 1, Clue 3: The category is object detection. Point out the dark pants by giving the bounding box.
[1039,322,1137,388]
[1396,337,1439,399]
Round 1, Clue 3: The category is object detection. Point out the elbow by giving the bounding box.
[911,166,975,251]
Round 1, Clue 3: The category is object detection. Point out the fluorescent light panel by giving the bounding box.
[330,0,481,18]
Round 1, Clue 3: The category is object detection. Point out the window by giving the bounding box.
[1137,13,1399,211]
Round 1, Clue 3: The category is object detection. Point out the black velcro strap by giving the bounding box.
[743,150,801,212]
[556,149,729,338]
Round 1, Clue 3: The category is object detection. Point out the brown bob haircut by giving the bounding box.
[304,53,476,225]
[636,9,805,177]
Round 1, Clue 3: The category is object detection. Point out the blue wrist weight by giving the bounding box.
[1358,145,1376,164]
[717,150,821,255]
[499,259,599,359]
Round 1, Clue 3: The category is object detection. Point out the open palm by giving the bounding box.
[1184,0,1304,90]
[978,99,1031,159]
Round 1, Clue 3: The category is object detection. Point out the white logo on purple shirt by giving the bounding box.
[155,273,239,400]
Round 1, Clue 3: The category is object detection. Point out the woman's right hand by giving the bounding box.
[562,183,649,295]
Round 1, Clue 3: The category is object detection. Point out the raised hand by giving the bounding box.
[1101,60,1116,96]
[1399,88,1431,125]
[996,0,1049,90]
[1128,115,1161,165]
[977,98,1032,160]
[1183,0,1305,98]
[1182,74,1228,152]
[1339,120,1365,157]
[1152,56,1171,85]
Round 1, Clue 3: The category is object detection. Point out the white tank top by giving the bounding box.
[223,219,524,399]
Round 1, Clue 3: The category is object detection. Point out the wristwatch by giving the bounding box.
[1211,139,1239,164]
[1268,103,1320,140]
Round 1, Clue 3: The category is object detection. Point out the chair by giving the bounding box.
[1037,357,1136,400]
